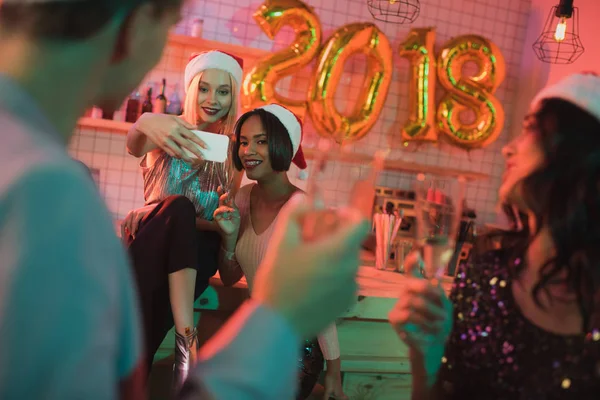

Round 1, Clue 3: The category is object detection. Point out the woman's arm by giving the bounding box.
[126,114,161,157]
[197,212,243,286]
[126,113,203,159]
[217,232,244,286]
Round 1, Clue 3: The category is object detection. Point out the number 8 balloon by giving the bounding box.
[436,35,506,149]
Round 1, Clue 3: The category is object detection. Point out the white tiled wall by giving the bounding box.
[69,0,532,223]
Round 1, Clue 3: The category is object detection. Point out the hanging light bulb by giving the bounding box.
[367,0,420,24]
[532,0,584,64]
[554,16,567,42]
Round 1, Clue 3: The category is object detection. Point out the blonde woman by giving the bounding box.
[122,50,243,392]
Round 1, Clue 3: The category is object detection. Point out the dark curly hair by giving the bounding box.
[498,98,600,331]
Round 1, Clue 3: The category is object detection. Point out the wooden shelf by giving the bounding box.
[303,147,489,181]
[168,33,268,60]
[77,117,132,133]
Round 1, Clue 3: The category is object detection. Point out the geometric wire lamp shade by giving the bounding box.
[532,0,584,65]
[367,0,420,24]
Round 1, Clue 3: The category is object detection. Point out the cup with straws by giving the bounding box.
[373,209,404,270]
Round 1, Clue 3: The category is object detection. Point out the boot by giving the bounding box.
[171,327,199,397]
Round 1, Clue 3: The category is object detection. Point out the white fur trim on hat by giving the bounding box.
[531,72,600,122]
[184,51,243,93]
[258,104,302,158]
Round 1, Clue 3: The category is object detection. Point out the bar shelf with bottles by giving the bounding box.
[79,75,183,133]
[370,185,477,275]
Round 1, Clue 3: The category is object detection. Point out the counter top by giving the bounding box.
[209,264,454,299]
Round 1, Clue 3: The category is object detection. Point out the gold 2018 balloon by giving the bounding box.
[436,35,506,149]
[308,23,393,143]
[399,28,437,142]
[242,0,321,120]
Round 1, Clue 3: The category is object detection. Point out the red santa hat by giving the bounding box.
[184,50,244,94]
[258,104,308,179]
[531,71,600,122]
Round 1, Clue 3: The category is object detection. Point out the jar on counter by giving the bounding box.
[191,18,204,38]
[90,106,103,119]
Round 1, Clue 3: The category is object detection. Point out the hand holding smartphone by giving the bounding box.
[183,130,230,163]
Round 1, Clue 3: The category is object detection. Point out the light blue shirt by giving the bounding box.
[181,301,300,400]
[0,75,141,399]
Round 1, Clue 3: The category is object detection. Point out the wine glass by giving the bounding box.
[414,173,466,279]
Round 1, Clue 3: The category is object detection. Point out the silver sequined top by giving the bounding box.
[141,151,231,221]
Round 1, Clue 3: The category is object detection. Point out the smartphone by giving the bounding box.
[183,130,230,163]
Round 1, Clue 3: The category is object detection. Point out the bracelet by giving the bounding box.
[221,246,236,261]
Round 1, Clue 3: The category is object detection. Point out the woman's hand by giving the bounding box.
[323,369,347,400]
[121,204,155,239]
[213,186,241,237]
[388,251,453,356]
[136,113,206,162]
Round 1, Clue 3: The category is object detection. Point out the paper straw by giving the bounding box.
[383,214,390,268]
[375,213,386,270]
[391,209,404,242]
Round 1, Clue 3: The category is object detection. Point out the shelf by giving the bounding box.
[303,148,489,181]
[168,33,268,60]
[77,117,132,133]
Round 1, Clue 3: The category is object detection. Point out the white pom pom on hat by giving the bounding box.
[531,71,600,123]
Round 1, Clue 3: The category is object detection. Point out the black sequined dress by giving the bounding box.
[438,249,600,399]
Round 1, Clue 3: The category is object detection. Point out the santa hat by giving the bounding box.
[258,104,308,179]
[184,50,244,94]
[531,72,600,122]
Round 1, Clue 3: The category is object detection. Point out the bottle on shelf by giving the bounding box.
[101,106,115,120]
[90,106,103,119]
[141,86,153,114]
[166,83,182,115]
[153,78,167,114]
[125,91,141,122]
[191,18,204,38]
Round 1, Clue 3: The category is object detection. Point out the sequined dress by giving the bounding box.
[141,152,231,220]
[438,249,600,399]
